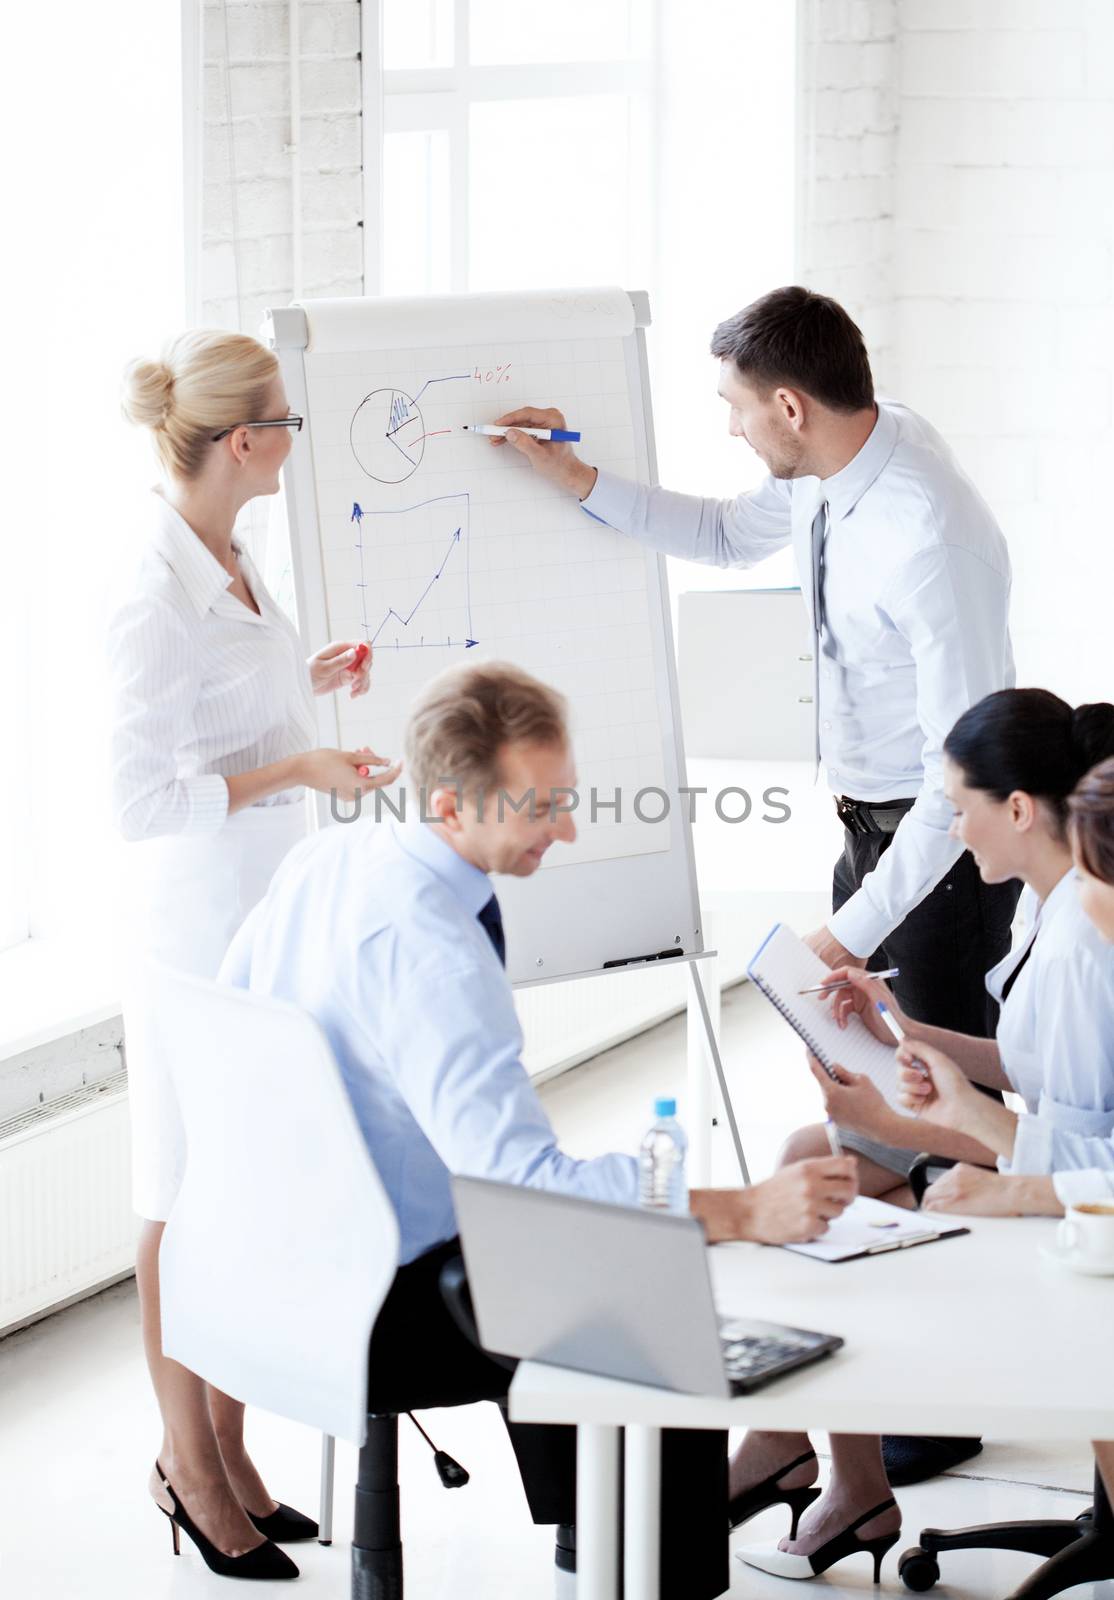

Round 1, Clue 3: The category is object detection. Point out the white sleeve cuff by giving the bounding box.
[827,890,893,961]
[1053,1168,1114,1207]
[182,774,231,835]
[1002,1113,1055,1175]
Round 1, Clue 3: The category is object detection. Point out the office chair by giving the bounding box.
[899,1155,1113,1597]
[149,961,478,1597]
[899,1462,1111,1597]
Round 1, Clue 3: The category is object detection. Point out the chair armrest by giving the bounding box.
[438,1255,515,1372]
[908,1153,956,1208]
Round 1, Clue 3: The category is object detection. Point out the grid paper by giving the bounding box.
[303,335,670,868]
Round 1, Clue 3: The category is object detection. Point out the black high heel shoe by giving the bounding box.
[737,1495,901,1583]
[728,1448,822,1537]
[153,1462,300,1580]
[248,1503,320,1543]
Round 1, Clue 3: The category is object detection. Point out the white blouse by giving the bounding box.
[988,870,1114,1177]
[106,492,318,841]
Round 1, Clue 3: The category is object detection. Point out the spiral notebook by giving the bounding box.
[747,923,912,1116]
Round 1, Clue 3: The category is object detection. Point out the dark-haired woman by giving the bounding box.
[779,689,1114,1199]
[894,753,1114,1209]
[731,692,1114,1585]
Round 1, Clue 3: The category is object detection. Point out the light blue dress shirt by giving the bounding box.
[220,818,638,1264]
[582,400,1014,957]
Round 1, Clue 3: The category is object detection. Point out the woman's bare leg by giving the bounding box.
[208,1388,279,1518]
[780,1434,900,1555]
[1094,1442,1114,1503]
[136,1219,264,1555]
[779,1123,913,1204]
[729,1429,817,1502]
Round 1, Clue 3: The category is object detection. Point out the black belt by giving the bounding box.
[835,795,916,838]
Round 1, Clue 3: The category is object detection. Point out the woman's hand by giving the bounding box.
[922,1165,1034,1216]
[826,966,909,1039]
[308,640,372,699]
[296,747,401,804]
[896,1039,977,1126]
[807,1055,897,1141]
[898,1039,1019,1157]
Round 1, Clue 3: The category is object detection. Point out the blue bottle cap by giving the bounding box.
[654,1097,676,1118]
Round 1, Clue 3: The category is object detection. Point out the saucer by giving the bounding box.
[1039,1243,1114,1277]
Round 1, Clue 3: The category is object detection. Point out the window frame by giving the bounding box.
[361,1,656,297]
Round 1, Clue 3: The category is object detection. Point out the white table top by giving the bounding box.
[511,1213,1114,1439]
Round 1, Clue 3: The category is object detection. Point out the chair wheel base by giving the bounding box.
[352,1544,403,1600]
[899,1546,940,1591]
[317,1538,332,1546]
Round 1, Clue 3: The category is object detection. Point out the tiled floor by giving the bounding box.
[1,983,1107,1599]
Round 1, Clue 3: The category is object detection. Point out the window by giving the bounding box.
[372,1,654,298]
[366,1,798,599]
[5,0,188,964]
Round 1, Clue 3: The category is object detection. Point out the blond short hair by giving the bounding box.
[121,329,279,481]
[405,662,569,798]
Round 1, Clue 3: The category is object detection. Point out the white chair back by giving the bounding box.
[150,959,399,1445]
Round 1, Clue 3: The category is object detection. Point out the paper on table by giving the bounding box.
[297,287,637,354]
[747,923,913,1115]
[786,1196,966,1262]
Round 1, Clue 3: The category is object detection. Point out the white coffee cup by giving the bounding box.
[1056,1202,1114,1272]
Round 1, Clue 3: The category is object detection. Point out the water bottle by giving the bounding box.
[639,1097,689,1213]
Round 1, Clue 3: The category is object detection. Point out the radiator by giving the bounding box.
[0,1073,137,1335]
[517,963,691,1081]
[1,946,745,1335]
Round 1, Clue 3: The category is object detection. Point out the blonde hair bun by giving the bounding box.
[120,330,279,480]
[121,357,176,430]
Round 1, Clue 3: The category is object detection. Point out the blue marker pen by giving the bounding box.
[462,424,581,442]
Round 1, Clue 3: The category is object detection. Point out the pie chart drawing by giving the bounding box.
[350,387,426,484]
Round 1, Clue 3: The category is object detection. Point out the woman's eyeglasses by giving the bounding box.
[211,415,304,442]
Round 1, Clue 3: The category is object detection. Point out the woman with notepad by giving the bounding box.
[779,689,1114,1204]
[108,331,399,1580]
[894,753,1114,1214]
[731,693,1114,1584]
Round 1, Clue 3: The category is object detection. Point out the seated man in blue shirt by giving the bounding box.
[222,659,857,1599]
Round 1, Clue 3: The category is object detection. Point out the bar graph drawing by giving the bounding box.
[350,494,475,651]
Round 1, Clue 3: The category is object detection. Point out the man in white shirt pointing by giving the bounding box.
[494,286,1018,1039]
[496,289,1019,1487]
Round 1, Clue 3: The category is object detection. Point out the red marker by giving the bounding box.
[346,641,371,673]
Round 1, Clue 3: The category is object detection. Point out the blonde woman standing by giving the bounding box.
[110,330,398,1580]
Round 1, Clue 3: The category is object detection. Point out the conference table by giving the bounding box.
[510,1212,1114,1600]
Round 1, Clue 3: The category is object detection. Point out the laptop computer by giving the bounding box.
[452,1176,843,1398]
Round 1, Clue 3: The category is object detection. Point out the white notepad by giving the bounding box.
[747,922,912,1116]
[785,1196,969,1262]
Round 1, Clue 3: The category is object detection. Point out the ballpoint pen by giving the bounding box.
[876,1001,931,1079]
[798,966,900,996]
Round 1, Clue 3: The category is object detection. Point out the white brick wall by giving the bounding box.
[893,0,1114,702]
[798,0,899,387]
[196,2,1111,705]
[200,0,363,331]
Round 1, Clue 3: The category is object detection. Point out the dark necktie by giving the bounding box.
[477,893,506,968]
[808,498,828,774]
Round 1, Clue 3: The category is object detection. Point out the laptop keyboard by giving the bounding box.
[722,1333,811,1378]
[717,1319,838,1391]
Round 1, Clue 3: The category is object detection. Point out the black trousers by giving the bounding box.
[368,1237,730,1600]
[832,823,1020,1035]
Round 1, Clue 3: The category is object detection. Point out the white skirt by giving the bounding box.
[123,803,308,1220]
